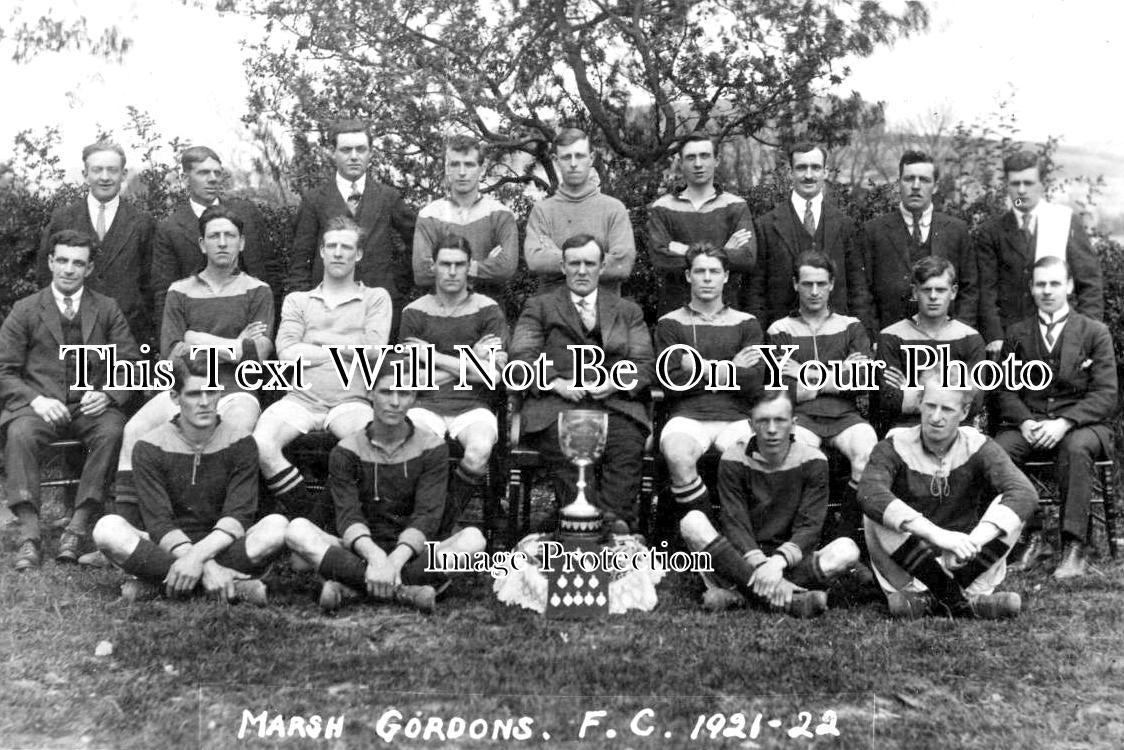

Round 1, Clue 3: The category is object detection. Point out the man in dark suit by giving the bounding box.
[995,256,1117,579]
[2,230,141,570]
[858,150,978,333]
[287,119,416,338]
[510,234,654,533]
[743,142,871,332]
[151,146,279,328]
[977,150,1103,357]
[37,142,155,349]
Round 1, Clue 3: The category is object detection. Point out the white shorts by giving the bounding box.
[260,396,373,438]
[408,406,498,444]
[660,417,753,455]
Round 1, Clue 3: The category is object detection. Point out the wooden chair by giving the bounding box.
[1021,459,1119,559]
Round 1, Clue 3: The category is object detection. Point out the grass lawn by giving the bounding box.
[2,516,1123,750]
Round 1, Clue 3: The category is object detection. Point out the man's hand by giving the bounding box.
[165,554,204,597]
[930,528,980,564]
[585,379,617,400]
[365,558,400,600]
[749,556,790,608]
[1036,418,1071,450]
[882,366,906,391]
[1019,419,1043,447]
[472,334,503,359]
[30,396,70,427]
[724,229,754,251]
[781,359,803,381]
[238,321,268,341]
[401,337,430,367]
[732,346,763,369]
[986,339,1004,358]
[78,390,110,418]
[550,377,585,402]
[201,561,249,601]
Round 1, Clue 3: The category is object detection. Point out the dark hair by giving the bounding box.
[198,205,244,238]
[1032,254,1071,281]
[371,350,412,388]
[678,132,716,155]
[749,389,794,417]
[81,141,126,168]
[560,233,603,262]
[792,250,835,282]
[911,256,956,286]
[329,119,371,149]
[685,242,729,272]
[899,149,939,181]
[788,142,827,167]
[48,229,98,263]
[431,234,473,261]
[1002,150,1040,177]
[445,135,483,163]
[170,352,211,393]
[322,215,364,245]
[180,146,222,172]
[918,365,976,407]
[554,128,589,151]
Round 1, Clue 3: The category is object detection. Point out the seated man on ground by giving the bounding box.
[285,353,486,613]
[92,355,288,602]
[876,256,984,435]
[113,205,274,523]
[0,230,141,569]
[995,255,1117,579]
[766,250,878,540]
[655,242,764,523]
[858,369,1036,619]
[510,234,654,533]
[679,391,861,617]
[401,235,507,530]
[254,216,391,522]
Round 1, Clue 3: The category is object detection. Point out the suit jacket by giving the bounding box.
[997,312,1116,454]
[743,197,872,332]
[38,198,155,348]
[287,177,416,301]
[151,197,278,327]
[0,287,141,428]
[510,286,654,434]
[858,210,978,332]
[976,209,1103,342]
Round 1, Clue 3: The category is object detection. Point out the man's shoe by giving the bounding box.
[1011,532,1052,572]
[394,585,437,614]
[56,531,84,564]
[77,550,111,568]
[968,591,1021,619]
[1053,542,1088,580]
[232,579,268,606]
[887,591,933,619]
[120,578,161,602]
[318,580,361,612]
[702,588,745,612]
[784,590,828,618]
[14,539,41,571]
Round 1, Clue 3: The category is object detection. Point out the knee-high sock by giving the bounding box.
[264,465,309,517]
[703,536,757,597]
[672,477,710,519]
[890,536,968,612]
[952,538,1011,589]
[318,546,368,592]
[121,538,175,583]
[442,464,484,532]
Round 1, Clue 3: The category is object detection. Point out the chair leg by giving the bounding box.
[506,468,522,548]
[1101,463,1118,559]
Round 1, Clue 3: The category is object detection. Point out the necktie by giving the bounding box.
[911,214,922,246]
[62,296,75,321]
[576,298,596,331]
[347,182,361,216]
[803,200,816,236]
[1041,313,1068,349]
[96,202,107,241]
[1020,211,1034,250]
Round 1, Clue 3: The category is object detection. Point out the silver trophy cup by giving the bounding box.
[557,409,609,533]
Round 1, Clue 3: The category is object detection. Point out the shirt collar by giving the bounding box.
[307,281,368,305]
[189,197,219,218]
[791,191,823,219]
[571,289,598,309]
[673,185,720,204]
[86,192,120,215]
[1039,303,1071,325]
[899,202,934,227]
[684,302,727,322]
[337,172,367,198]
[51,284,84,308]
[1013,202,1042,224]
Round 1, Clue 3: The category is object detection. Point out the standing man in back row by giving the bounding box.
[524,128,636,295]
[288,119,416,338]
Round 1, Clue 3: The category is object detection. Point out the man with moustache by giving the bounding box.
[994,256,1117,579]
[511,234,654,533]
[524,129,636,295]
[38,141,155,347]
[647,133,756,313]
[288,119,415,338]
[858,150,978,333]
[977,150,1103,356]
[412,135,517,301]
[744,142,871,332]
[151,146,277,328]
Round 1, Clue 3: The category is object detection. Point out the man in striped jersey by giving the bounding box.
[859,369,1035,618]
[766,251,879,540]
[402,234,508,530]
[412,136,518,302]
[647,134,756,314]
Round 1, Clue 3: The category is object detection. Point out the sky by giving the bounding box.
[1,0,1120,181]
